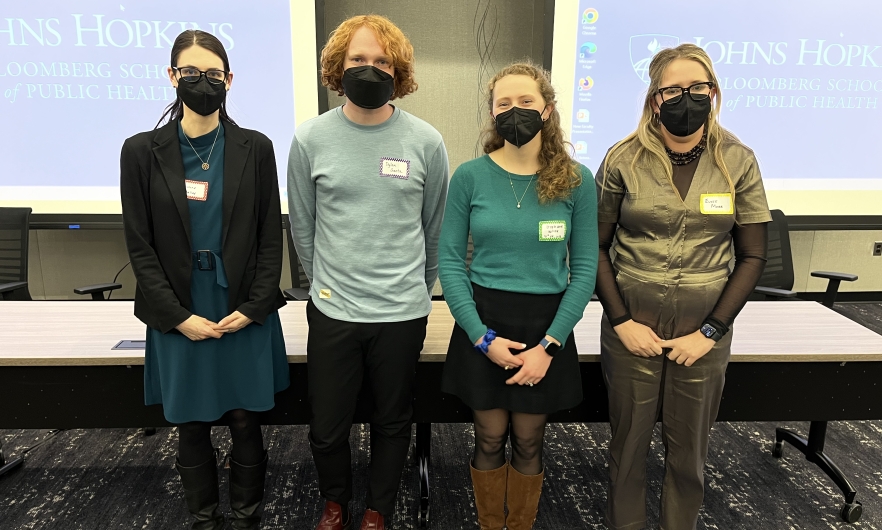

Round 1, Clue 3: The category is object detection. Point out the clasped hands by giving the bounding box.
[175,311,253,341]
[477,335,554,386]
[613,319,715,367]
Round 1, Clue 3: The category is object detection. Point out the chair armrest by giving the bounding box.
[754,286,798,298]
[0,281,27,294]
[284,287,310,301]
[74,283,123,301]
[811,271,858,282]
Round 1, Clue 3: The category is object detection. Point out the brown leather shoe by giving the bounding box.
[358,509,385,530]
[316,501,352,530]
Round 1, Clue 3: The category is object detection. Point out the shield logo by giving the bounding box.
[629,34,680,84]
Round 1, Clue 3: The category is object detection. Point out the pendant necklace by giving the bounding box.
[502,150,536,209]
[184,122,221,171]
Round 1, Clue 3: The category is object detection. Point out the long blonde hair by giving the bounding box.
[481,62,581,203]
[604,44,736,199]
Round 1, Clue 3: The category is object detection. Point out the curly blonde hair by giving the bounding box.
[481,62,581,203]
[321,15,418,100]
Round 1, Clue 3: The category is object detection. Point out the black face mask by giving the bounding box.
[342,65,395,109]
[494,106,546,148]
[176,77,227,117]
[658,95,711,137]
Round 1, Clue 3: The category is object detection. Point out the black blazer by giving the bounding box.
[120,119,286,333]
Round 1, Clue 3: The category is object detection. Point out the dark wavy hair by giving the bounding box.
[155,30,237,128]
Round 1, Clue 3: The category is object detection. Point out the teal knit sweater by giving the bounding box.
[438,154,599,346]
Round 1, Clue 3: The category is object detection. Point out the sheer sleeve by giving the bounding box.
[594,159,632,326]
[595,221,632,326]
[705,222,769,332]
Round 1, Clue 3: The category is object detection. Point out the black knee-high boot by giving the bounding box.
[175,456,225,530]
[229,450,268,529]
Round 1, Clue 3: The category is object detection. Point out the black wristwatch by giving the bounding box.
[699,322,725,342]
[539,337,560,357]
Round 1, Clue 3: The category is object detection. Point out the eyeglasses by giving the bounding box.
[173,66,228,85]
[657,82,715,104]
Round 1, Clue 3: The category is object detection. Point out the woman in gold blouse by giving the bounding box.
[595,43,772,530]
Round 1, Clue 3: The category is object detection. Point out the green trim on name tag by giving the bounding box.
[539,220,567,241]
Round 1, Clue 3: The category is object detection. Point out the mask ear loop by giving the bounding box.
[540,104,549,122]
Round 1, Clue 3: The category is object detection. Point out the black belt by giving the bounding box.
[193,250,216,271]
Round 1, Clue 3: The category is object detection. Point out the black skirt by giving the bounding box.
[441,283,583,414]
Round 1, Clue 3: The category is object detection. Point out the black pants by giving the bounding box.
[306,299,427,517]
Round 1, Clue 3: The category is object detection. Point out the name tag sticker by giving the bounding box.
[318,288,331,299]
[380,158,410,180]
[185,180,208,201]
[700,193,733,215]
[539,220,567,241]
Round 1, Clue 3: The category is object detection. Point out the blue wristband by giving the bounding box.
[474,329,497,355]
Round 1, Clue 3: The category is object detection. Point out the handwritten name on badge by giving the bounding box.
[318,289,331,299]
[185,180,208,201]
[539,220,567,241]
[379,158,410,180]
[700,194,733,215]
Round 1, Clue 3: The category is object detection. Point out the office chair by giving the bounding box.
[754,209,858,304]
[72,263,126,300]
[73,282,123,300]
[755,209,861,522]
[0,207,33,301]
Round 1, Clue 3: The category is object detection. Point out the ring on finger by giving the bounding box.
[527,381,534,387]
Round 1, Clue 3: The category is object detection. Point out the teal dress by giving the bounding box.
[144,122,290,424]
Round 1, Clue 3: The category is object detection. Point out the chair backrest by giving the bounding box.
[0,207,32,300]
[757,209,794,291]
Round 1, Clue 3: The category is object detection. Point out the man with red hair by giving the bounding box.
[287,15,449,530]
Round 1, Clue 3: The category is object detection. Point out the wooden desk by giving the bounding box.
[2,301,881,525]
[3,300,882,365]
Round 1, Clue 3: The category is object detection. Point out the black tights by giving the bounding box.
[177,409,265,467]
[472,409,547,475]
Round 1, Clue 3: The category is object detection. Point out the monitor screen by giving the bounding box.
[0,0,319,214]
[551,0,882,215]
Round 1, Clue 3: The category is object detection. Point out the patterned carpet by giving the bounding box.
[1,303,881,530]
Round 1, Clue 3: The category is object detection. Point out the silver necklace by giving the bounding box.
[508,174,536,208]
[502,151,536,209]
[183,123,221,171]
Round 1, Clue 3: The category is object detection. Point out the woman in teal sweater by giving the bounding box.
[439,62,598,530]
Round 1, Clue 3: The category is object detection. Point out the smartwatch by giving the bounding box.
[539,337,560,357]
[699,322,725,342]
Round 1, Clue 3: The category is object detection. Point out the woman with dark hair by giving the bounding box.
[439,62,598,530]
[120,30,289,530]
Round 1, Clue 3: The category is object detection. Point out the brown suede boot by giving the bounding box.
[505,465,544,530]
[469,460,508,530]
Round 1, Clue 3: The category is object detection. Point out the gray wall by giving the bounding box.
[20,0,882,300]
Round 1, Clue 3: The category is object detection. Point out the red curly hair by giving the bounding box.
[321,15,418,100]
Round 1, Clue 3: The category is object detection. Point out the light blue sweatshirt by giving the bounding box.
[287,106,449,323]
